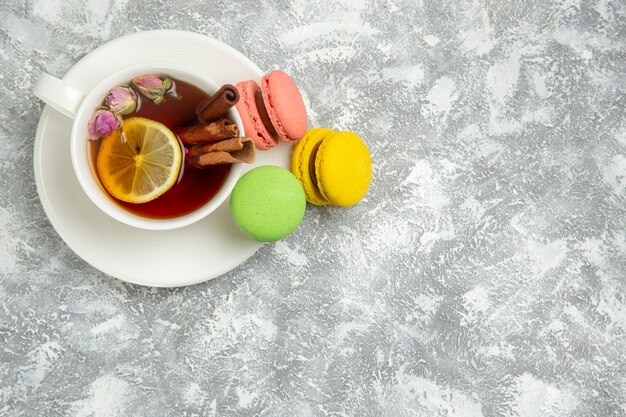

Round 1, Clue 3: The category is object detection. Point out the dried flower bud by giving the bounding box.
[131,75,181,105]
[106,86,137,115]
[87,109,119,140]
[132,75,166,101]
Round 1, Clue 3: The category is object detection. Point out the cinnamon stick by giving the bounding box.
[186,137,255,168]
[196,84,239,123]
[175,119,239,145]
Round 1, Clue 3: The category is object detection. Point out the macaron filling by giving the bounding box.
[254,89,279,138]
[309,142,322,187]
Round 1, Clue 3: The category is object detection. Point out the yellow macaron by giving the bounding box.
[292,128,372,207]
[291,128,334,205]
[314,131,372,206]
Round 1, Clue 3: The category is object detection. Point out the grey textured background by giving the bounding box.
[1,0,625,416]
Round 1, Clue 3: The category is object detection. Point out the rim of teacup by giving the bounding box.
[70,63,244,231]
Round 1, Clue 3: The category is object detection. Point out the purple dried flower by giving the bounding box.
[87,109,119,140]
[131,75,179,104]
[132,75,166,101]
[105,86,137,115]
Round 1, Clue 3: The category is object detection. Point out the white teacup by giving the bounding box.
[34,64,244,230]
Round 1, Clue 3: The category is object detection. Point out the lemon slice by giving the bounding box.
[96,117,182,204]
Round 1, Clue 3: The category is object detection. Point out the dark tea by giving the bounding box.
[88,77,231,219]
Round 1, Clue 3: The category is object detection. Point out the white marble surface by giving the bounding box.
[1,0,625,416]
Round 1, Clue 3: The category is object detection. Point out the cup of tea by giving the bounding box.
[34,64,246,230]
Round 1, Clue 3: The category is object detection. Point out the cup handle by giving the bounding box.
[34,73,85,119]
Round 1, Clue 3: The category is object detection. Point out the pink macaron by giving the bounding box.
[235,80,279,150]
[235,70,308,150]
[261,70,308,143]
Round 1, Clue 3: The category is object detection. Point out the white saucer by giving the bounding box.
[34,30,290,287]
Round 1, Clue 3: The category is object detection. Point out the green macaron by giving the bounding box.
[229,166,306,242]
